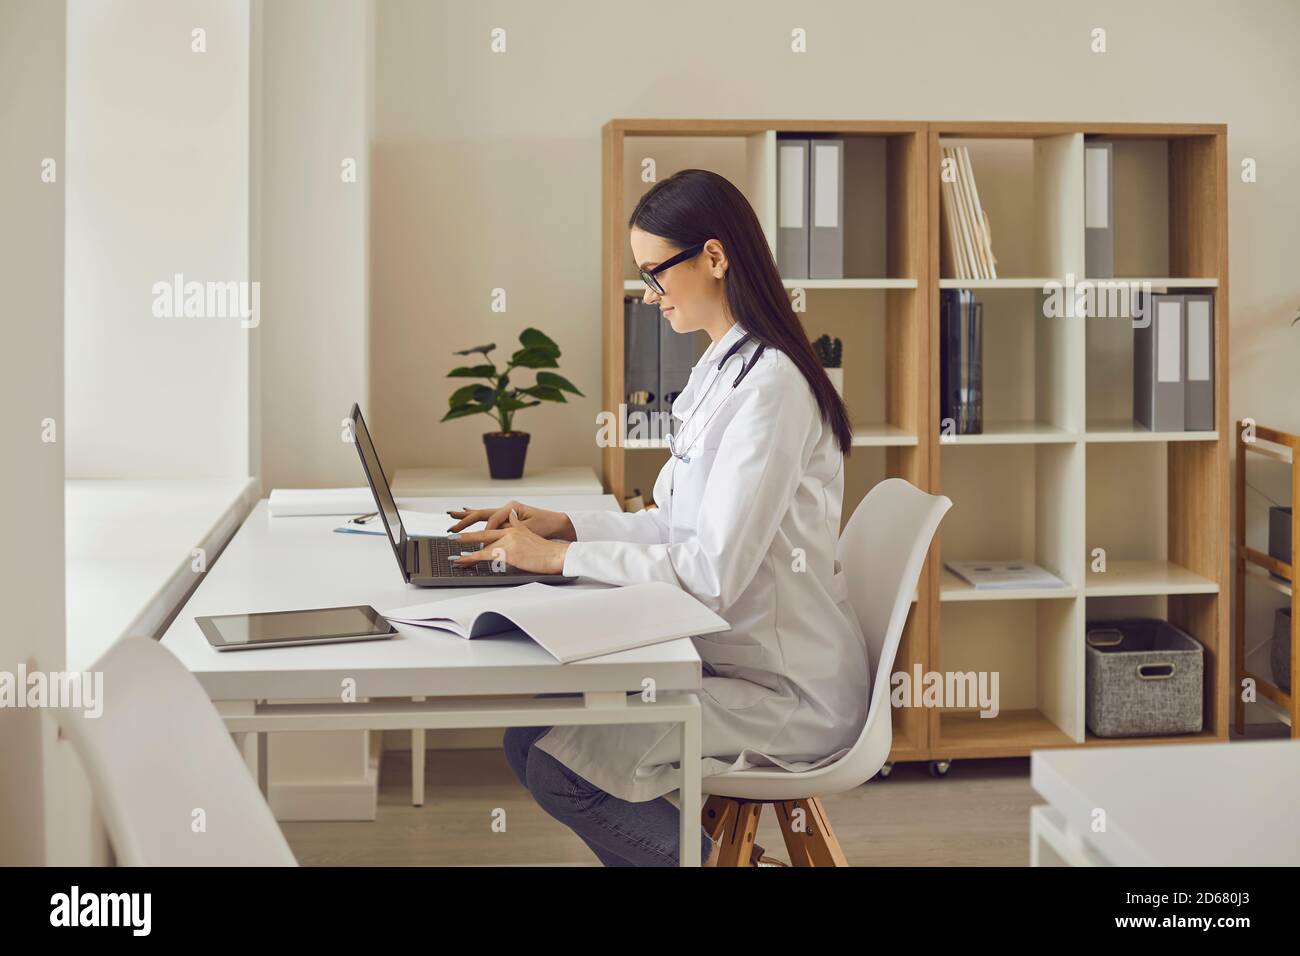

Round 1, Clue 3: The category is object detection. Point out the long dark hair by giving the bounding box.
[629,168,853,455]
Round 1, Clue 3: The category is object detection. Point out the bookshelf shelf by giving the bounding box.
[939,566,1076,602]
[1084,420,1219,443]
[943,422,1077,445]
[852,423,918,447]
[1085,559,1219,597]
[603,119,1228,766]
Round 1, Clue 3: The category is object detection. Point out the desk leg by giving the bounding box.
[412,696,426,807]
[257,732,268,798]
[678,699,702,868]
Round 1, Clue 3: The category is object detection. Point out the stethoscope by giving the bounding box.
[664,331,766,543]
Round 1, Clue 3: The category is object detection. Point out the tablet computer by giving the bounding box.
[196,605,396,652]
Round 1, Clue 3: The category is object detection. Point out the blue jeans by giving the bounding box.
[503,725,715,867]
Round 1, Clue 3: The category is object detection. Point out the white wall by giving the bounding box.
[369,0,1300,473]
[0,0,65,866]
[257,0,373,492]
[65,0,251,480]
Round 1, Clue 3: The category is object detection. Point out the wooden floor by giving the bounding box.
[281,748,1043,866]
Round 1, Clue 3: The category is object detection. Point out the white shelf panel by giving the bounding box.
[938,278,1060,289]
[1085,420,1219,443]
[852,423,918,447]
[1085,276,1219,289]
[622,278,918,292]
[1085,559,1219,597]
[942,421,1077,445]
[939,566,1076,602]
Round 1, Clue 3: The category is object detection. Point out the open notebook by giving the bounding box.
[383,581,729,663]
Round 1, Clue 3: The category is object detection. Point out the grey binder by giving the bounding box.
[658,321,700,419]
[623,297,659,429]
[776,138,810,278]
[1084,142,1114,279]
[809,139,844,279]
[1133,293,1185,432]
[1183,293,1215,431]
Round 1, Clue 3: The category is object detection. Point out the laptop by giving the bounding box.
[348,403,576,588]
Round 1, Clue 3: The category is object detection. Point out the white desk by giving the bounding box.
[159,493,705,866]
[1030,739,1300,866]
[390,466,602,497]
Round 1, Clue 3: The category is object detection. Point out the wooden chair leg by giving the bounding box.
[776,797,848,867]
[701,797,762,866]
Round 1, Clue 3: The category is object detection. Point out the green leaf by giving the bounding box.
[448,384,495,407]
[535,371,584,396]
[441,403,492,422]
[448,364,497,378]
[519,327,560,355]
[497,396,542,412]
[453,343,496,356]
[509,347,559,369]
[519,384,566,403]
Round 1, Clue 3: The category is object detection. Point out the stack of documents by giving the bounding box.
[945,560,1066,590]
[939,145,997,280]
[384,581,729,663]
[269,487,377,517]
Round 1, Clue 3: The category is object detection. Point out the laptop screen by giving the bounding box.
[349,404,406,571]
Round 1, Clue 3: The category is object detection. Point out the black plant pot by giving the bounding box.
[483,431,530,479]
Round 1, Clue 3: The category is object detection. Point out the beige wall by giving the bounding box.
[370,0,1300,477]
[257,0,374,492]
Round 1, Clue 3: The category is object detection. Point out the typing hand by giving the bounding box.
[449,509,571,575]
[446,500,576,541]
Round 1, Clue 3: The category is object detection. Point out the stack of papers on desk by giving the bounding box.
[269,487,376,517]
[945,560,1067,590]
[383,581,729,663]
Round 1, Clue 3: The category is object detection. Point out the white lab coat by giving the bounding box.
[534,321,869,803]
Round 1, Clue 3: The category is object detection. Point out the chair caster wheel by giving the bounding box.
[875,761,894,780]
[928,760,951,777]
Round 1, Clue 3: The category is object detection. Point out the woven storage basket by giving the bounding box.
[1085,619,1204,738]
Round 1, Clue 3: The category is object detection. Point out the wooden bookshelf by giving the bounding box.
[600,119,1230,768]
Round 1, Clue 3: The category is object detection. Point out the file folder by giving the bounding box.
[1133,293,1185,432]
[809,139,844,279]
[776,138,810,278]
[659,319,700,418]
[1085,142,1114,278]
[1183,293,1215,431]
[623,297,659,428]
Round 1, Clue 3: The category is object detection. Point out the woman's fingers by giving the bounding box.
[445,506,497,532]
[451,528,506,546]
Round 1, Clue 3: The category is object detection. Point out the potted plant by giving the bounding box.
[814,333,844,398]
[441,327,583,479]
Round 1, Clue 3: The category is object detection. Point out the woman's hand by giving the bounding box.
[449,508,572,575]
[447,500,577,542]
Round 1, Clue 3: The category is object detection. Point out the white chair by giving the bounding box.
[700,478,951,866]
[54,637,296,866]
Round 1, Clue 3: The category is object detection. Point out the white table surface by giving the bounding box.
[1031,738,1300,865]
[390,465,602,498]
[159,494,702,702]
[66,477,254,672]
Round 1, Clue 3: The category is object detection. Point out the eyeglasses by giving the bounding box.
[639,242,706,295]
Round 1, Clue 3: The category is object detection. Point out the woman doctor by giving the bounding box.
[446,168,866,867]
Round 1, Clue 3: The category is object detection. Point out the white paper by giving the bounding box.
[945,560,1067,590]
[813,143,840,228]
[384,581,730,663]
[778,145,804,228]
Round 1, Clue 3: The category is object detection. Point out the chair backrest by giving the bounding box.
[832,478,950,783]
[54,638,296,866]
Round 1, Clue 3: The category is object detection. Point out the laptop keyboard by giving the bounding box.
[419,535,526,578]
